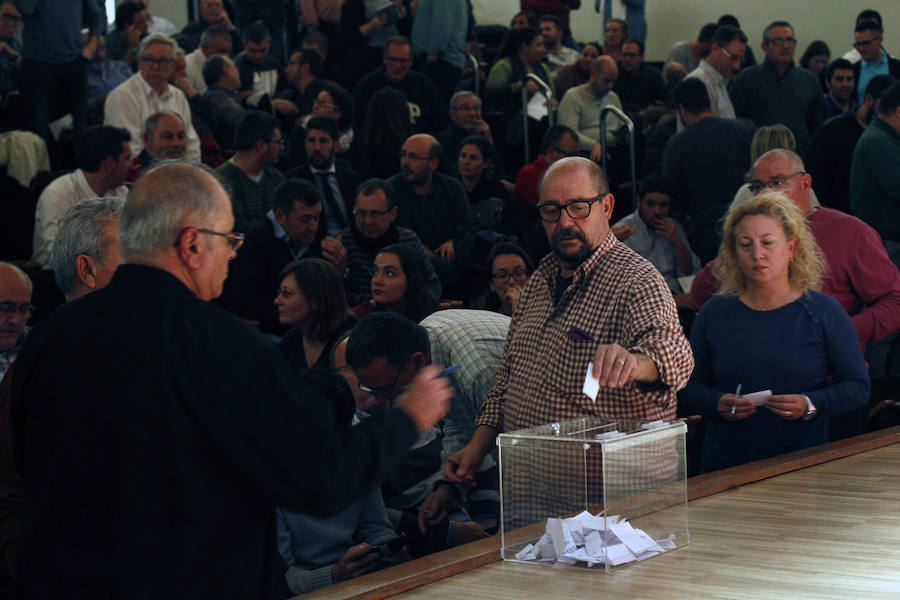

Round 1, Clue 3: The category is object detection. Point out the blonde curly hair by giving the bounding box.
[714,190,826,296]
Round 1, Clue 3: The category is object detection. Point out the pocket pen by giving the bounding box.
[730,383,742,415]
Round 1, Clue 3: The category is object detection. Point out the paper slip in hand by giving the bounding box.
[583,362,600,401]
[743,389,772,406]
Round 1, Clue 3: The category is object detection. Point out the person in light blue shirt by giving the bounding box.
[613,173,700,293]
[852,19,900,105]
[410,0,467,105]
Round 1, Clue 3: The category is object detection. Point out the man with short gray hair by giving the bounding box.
[11,161,451,596]
[104,33,201,160]
[48,197,125,302]
[184,24,233,94]
[729,21,824,156]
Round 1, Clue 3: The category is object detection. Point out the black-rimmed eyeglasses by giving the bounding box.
[536,195,603,222]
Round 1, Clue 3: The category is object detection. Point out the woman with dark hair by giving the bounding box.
[352,243,436,323]
[275,258,356,374]
[472,241,534,316]
[289,81,355,166]
[799,40,830,92]
[456,135,508,204]
[554,42,600,98]
[353,87,413,179]
[485,25,554,173]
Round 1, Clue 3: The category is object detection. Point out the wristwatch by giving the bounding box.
[802,395,818,420]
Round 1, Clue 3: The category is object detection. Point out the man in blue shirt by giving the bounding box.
[852,19,900,105]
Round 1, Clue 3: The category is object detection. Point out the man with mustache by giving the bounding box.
[443,157,695,485]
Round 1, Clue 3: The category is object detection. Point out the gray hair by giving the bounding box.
[138,33,177,59]
[449,90,478,110]
[143,110,185,137]
[49,197,124,295]
[120,161,224,262]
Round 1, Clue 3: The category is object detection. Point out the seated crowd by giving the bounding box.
[1,1,899,596]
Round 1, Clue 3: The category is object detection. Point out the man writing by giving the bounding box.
[11,161,451,596]
[445,157,694,483]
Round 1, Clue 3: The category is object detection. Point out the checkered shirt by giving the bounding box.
[477,231,694,434]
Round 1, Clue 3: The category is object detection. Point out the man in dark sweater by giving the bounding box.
[352,36,444,134]
[808,74,896,214]
[338,178,440,306]
[664,78,755,263]
[729,20,824,157]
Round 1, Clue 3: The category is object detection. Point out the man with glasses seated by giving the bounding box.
[685,25,747,119]
[352,36,444,134]
[729,21,825,157]
[104,33,201,161]
[437,91,503,176]
[346,311,506,553]
[215,110,285,231]
[386,134,471,294]
[0,262,31,381]
[337,178,440,306]
[443,156,694,489]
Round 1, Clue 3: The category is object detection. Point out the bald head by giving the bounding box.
[750,149,813,216]
[589,57,618,97]
[0,262,33,352]
[400,134,442,187]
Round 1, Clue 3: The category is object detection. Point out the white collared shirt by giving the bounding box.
[31,169,129,266]
[686,60,735,119]
[185,48,208,94]
[104,72,201,161]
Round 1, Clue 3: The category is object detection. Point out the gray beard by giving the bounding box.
[550,228,591,269]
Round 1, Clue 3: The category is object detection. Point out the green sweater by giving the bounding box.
[849,116,900,237]
[215,161,285,232]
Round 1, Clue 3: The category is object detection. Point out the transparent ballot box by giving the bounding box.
[498,417,688,571]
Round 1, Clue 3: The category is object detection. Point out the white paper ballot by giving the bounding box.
[583,362,599,401]
[744,389,773,406]
[526,92,549,120]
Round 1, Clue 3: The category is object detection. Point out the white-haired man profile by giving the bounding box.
[48,197,125,302]
[11,161,450,597]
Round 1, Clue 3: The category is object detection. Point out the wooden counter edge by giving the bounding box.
[297,426,900,600]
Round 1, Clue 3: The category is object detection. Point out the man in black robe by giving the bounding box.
[10,161,450,598]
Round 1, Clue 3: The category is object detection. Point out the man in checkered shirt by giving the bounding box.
[444,157,695,484]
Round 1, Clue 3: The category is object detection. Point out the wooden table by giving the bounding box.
[301,428,900,600]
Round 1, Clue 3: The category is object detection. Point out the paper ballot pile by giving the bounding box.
[513,511,677,568]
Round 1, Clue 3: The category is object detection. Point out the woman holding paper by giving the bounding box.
[680,192,869,472]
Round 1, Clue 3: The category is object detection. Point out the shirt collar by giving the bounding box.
[267,209,287,239]
[137,72,172,100]
[310,163,337,175]
[861,48,887,67]
[699,59,726,85]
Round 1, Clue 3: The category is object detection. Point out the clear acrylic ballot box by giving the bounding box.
[498,417,689,571]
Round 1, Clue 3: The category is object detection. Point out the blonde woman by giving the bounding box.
[680,192,869,472]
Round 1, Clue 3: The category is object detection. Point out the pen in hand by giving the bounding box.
[730,383,742,415]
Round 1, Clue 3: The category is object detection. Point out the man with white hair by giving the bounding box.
[104,33,201,161]
[11,161,451,596]
[48,197,125,303]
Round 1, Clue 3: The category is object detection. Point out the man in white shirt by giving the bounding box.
[184,25,232,94]
[32,126,131,266]
[104,33,200,161]
[685,25,746,119]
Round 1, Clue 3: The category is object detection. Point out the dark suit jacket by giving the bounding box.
[284,162,362,240]
[10,265,416,598]
[217,216,322,334]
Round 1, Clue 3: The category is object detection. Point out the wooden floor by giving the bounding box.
[300,428,900,599]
